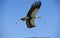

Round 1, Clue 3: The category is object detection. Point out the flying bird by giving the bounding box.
[20,1,41,28]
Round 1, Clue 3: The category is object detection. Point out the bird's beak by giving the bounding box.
[20,18,22,20]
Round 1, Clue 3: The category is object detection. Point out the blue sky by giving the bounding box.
[0,0,60,38]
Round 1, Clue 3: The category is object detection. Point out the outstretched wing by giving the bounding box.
[26,19,35,28]
[27,1,41,17]
[26,1,41,28]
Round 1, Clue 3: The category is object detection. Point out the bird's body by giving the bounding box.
[20,0,41,28]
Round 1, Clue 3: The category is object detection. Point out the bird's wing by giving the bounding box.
[26,19,35,28]
[27,1,41,17]
[26,1,41,28]
[31,8,38,18]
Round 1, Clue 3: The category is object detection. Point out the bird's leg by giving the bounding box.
[35,16,41,18]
